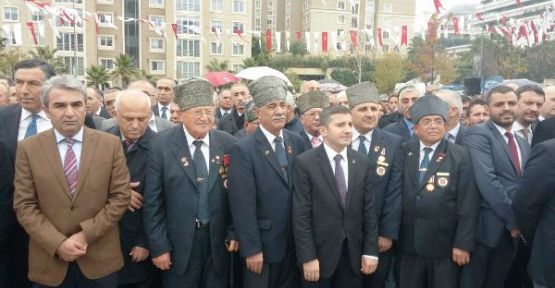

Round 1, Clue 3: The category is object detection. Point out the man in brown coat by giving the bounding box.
[13,75,131,287]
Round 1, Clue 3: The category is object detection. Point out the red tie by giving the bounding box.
[505,132,521,176]
[311,136,320,148]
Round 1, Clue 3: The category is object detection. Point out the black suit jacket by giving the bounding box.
[228,127,307,263]
[106,127,156,284]
[99,107,111,119]
[378,111,401,129]
[354,129,403,240]
[531,117,555,147]
[399,139,480,258]
[285,116,305,134]
[299,130,313,151]
[217,109,244,136]
[383,118,412,143]
[0,141,16,227]
[455,125,466,145]
[293,146,378,277]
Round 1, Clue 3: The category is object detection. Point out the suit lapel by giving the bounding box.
[6,105,22,157]
[254,129,288,185]
[345,149,357,211]
[73,128,98,200]
[488,121,520,175]
[515,134,531,170]
[367,130,384,163]
[40,130,71,199]
[173,127,198,187]
[283,131,296,188]
[317,146,344,211]
[207,131,223,193]
[406,140,420,189]
[420,140,448,190]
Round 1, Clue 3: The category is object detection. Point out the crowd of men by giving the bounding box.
[1,58,555,288]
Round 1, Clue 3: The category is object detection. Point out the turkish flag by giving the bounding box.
[377,28,383,47]
[322,32,328,52]
[401,25,408,45]
[266,30,272,53]
[350,31,358,47]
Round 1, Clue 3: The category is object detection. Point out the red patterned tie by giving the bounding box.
[63,138,79,196]
[311,136,320,148]
[505,132,521,176]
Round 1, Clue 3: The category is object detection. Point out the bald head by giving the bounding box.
[115,89,152,112]
[115,89,152,141]
[129,80,157,106]
[301,80,320,94]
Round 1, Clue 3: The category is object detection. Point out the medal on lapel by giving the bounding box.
[425,176,435,192]
[377,148,387,163]
[181,156,189,167]
[287,145,293,155]
[376,166,386,176]
[436,172,449,188]
[374,145,380,153]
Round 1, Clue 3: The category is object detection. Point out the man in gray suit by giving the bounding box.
[460,85,531,288]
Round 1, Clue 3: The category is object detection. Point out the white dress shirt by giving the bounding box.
[494,123,523,168]
[305,131,323,147]
[419,140,441,165]
[219,108,232,117]
[351,129,374,153]
[446,123,461,143]
[511,120,532,145]
[158,103,171,118]
[184,127,210,173]
[18,109,52,141]
[54,127,84,169]
[260,125,284,152]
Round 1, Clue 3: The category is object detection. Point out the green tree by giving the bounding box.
[111,54,139,88]
[289,41,307,56]
[85,64,110,89]
[331,68,359,86]
[205,58,229,72]
[372,53,407,93]
[241,57,258,69]
[28,46,68,74]
[0,49,29,79]
[522,41,555,82]
[285,72,301,92]
[406,35,446,83]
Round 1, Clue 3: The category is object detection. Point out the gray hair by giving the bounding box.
[40,75,87,107]
[114,89,151,112]
[398,85,421,100]
[286,91,296,108]
[435,89,463,116]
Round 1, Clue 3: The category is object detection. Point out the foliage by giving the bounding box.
[28,46,68,74]
[331,68,359,86]
[372,53,407,93]
[205,58,230,72]
[285,72,302,92]
[435,54,458,84]
[289,41,307,56]
[111,54,139,88]
[241,57,258,69]
[0,49,29,79]
[85,64,110,89]
[522,41,555,82]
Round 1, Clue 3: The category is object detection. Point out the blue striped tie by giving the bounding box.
[24,113,39,138]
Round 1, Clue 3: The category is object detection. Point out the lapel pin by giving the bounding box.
[265,150,270,155]
[426,183,435,192]
[181,156,189,167]
[287,145,293,155]
[376,166,386,176]
[374,146,380,153]
[378,155,386,163]
[408,152,413,157]
[352,159,356,164]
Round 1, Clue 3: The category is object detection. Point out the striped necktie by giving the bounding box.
[63,138,79,197]
[24,113,39,138]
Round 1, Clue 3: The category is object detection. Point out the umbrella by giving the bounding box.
[204,71,240,87]
[235,66,293,87]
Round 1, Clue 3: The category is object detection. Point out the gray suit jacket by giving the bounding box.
[100,117,175,132]
[462,120,531,248]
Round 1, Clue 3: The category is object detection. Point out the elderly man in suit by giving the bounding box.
[297,91,328,149]
[143,79,238,287]
[345,82,403,288]
[228,76,307,288]
[13,75,131,287]
[397,95,480,288]
[434,89,466,144]
[513,138,555,288]
[293,105,379,288]
[105,89,159,287]
[383,86,422,142]
[460,85,531,288]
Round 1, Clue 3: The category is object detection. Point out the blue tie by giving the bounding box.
[193,140,210,224]
[24,113,39,138]
[161,107,168,120]
[357,135,367,155]
[419,147,433,184]
[274,136,288,181]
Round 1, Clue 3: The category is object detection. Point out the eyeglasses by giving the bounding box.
[419,118,445,127]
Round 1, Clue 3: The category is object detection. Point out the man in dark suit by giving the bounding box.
[151,78,175,120]
[86,87,111,118]
[106,89,159,287]
[513,138,555,288]
[460,85,531,288]
[143,79,238,287]
[435,89,466,144]
[218,83,251,136]
[285,91,305,134]
[236,101,259,139]
[228,76,306,288]
[293,105,379,288]
[14,75,131,287]
[383,86,422,142]
[532,116,555,146]
[398,95,480,288]
[0,140,15,287]
[296,91,328,149]
[345,82,403,288]
[215,89,233,120]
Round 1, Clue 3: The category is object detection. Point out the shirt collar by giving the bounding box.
[448,123,461,138]
[352,129,373,142]
[260,125,283,145]
[419,140,441,153]
[22,108,47,120]
[323,142,348,163]
[403,117,414,129]
[95,106,102,116]
[183,126,210,148]
[54,127,84,143]
[493,122,513,136]
[511,120,530,132]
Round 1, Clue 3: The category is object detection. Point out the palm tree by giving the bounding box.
[240,57,258,69]
[137,70,155,82]
[111,54,139,88]
[29,46,67,74]
[85,64,110,89]
[205,58,229,72]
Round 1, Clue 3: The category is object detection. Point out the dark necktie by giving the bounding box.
[161,107,168,120]
[63,138,79,197]
[357,135,367,155]
[519,128,530,144]
[505,132,521,176]
[334,154,347,207]
[123,139,133,152]
[25,113,39,138]
[419,147,433,185]
[274,136,288,180]
[193,140,210,224]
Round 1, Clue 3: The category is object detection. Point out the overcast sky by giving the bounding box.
[414,0,482,33]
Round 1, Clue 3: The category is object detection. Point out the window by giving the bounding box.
[211,42,223,55]
[176,39,200,57]
[382,30,389,40]
[211,20,223,33]
[352,16,358,28]
[176,61,200,79]
[338,1,345,9]
[3,7,18,22]
[383,3,392,13]
[4,26,19,46]
[233,0,245,13]
[232,43,245,56]
[382,16,391,27]
[232,22,244,34]
[337,15,345,24]
[150,0,164,8]
[57,33,84,52]
[31,10,44,22]
[176,0,200,12]
[176,16,200,34]
[150,38,164,52]
[60,56,84,76]
[99,35,114,49]
[149,15,165,30]
[211,0,223,11]
[98,12,114,26]
[99,58,114,70]
[150,60,165,74]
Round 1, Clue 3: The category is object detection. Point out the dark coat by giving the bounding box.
[399,139,480,258]
[378,111,401,129]
[292,146,378,277]
[383,117,412,143]
[531,117,555,147]
[217,109,245,136]
[285,116,305,134]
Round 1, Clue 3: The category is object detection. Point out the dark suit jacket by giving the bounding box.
[378,111,401,129]
[399,139,480,258]
[455,125,466,145]
[285,116,305,134]
[383,118,412,143]
[106,127,156,284]
[531,117,555,147]
[0,104,24,162]
[99,107,111,119]
[0,140,16,228]
[151,103,160,117]
[299,130,313,151]
[143,127,236,277]
[293,146,378,277]
[217,109,245,136]
[228,127,306,263]
[513,139,555,287]
[462,120,531,248]
[353,129,403,240]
